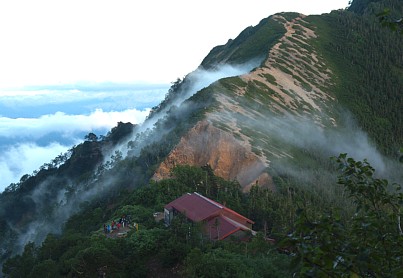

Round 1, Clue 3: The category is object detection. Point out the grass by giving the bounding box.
[280,12,301,21]
[273,63,293,75]
[202,17,286,67]
[262,73,277,85]
[218,77,247,92]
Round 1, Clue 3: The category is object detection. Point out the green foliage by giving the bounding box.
[147,78,183,117]
[183,246,290,278]
[261,73,278,85]
[2,242,38,277]
[348,0,383,14]
[306,6,403,155]
[126,164,245,214]
[377,8,403,34]
[184,248,253,277]
[288,154,403,277]
[201,16,286,68]
[2,165,293,277]
[29,259,59,278]
[11,156,398,277]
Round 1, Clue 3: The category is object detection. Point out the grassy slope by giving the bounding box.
[201,16,286,68]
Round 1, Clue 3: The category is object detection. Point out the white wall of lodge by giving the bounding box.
[164,208,173,226]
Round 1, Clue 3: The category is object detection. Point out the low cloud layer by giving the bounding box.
[0,83,168,117]
[0,108,151,192]
[0,108,150,139]
[0,83,168,193]
[0,142,69,191]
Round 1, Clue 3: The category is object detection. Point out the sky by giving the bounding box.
[0,0,349,191]
[0,0,349,87]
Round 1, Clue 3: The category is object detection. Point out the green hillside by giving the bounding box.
[200,15,286,68]
[308,0,403,155]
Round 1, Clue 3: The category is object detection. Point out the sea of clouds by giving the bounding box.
[0,83,168,192]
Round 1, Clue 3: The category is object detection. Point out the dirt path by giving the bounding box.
[238,14,335,116]
[105,226,131,239]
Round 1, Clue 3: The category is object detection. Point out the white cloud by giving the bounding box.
[0,108,152,192]
[0,142,69,191]
[0,108,150,139]
[0,84,168,108]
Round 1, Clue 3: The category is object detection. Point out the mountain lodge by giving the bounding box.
[164,192,256,240]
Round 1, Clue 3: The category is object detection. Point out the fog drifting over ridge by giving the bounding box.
[108,62,261,159]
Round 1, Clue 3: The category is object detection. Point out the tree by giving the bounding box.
[377,8,403,34]
[29,259,59,278]
[288,154,403,277]
[2,242,38,277]
[84,132,98,142]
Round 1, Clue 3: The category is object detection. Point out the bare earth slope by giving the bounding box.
[154,14,337,190]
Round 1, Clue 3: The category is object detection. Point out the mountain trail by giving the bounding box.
[240,14,335,117]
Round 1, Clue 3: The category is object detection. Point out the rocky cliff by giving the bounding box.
[153,120,272,191]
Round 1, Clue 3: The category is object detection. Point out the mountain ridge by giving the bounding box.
[152,12,340,189]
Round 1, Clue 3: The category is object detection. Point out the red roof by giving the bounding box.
[165,192,255,239]
[207,215,239,240]
[165,192,223,222]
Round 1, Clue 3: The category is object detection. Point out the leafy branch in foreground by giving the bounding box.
[287,154,403,277]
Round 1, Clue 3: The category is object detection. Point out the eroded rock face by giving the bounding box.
[153,120,272,191]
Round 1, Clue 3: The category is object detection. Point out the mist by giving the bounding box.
[180,62,261,101]
[9,168,126,255]
[244,112,401,184]
[0,142,70,191]
[107,62,261,159]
